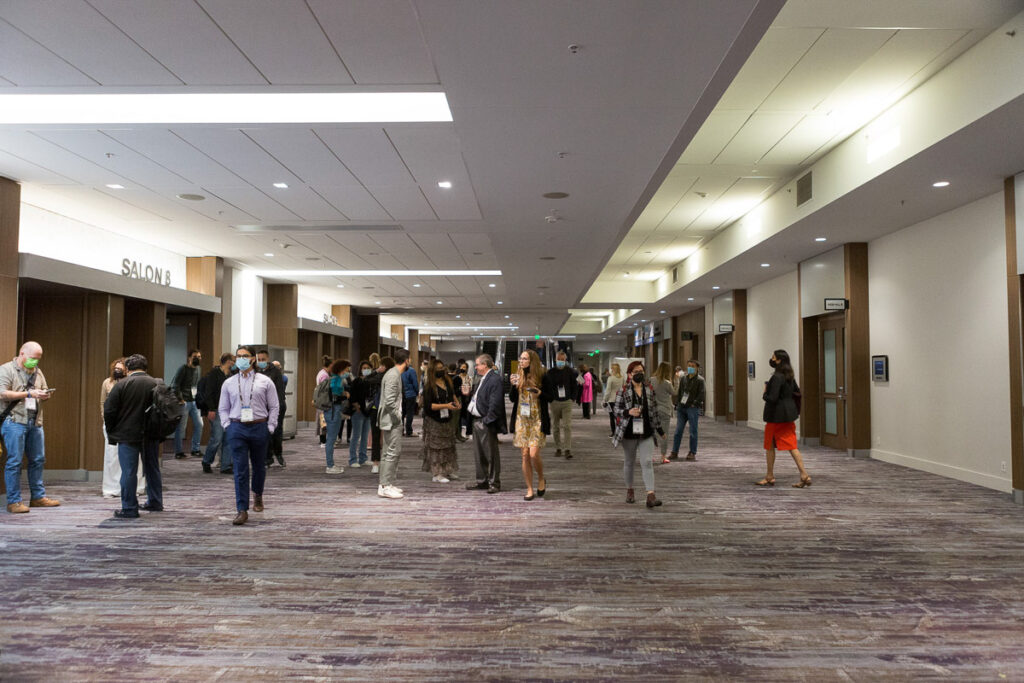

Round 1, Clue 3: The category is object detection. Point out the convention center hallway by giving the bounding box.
[2,410,1023,680]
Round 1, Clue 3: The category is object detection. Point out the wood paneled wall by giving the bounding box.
[1004,177,1024,495]
[844,243,870,453]
[266,284,298,348]
[0,177,20,357]
[123,299,166,380]
[733,289,748,423]
[353,311,379,366]
[83,294,124,471]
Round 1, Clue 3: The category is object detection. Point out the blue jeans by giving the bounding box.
[173,401,203,453]
[324,405,344,468]
[118,441,162,513]
[2,420,45,505]
[202,412,232,471]
[673,406,700,455]
[226,421,269,512]
[349,410,370,464]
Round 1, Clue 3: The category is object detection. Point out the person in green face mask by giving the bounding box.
[0,341,60,513]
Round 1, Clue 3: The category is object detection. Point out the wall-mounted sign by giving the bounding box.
[718,323,734,333]
[747,361,755,379]
[121,258,171,286]
[634,328,643,347]
[872,355,889,382]
[824,298,849,311]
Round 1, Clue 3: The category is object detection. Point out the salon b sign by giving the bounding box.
[121,258,172,286]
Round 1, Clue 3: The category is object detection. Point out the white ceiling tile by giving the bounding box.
[773,0,1024,29]
[0,131,129,185]
[43,185,172,222]
[715,112,805,165]
[760,28,895,112]
[385,126,482,220]
[198,0,353,85]
[716,28,824,110]
[0,0,180,85]
[245,128,362,186]
[409,234,468,269]
[0,20,95,85]
[311,185,390,221]
[206,186,299,222]
[103,129,247,187]
[264,185,345,221]
[314,128,414,186]
[758,115,838,166]
[30,130,189,189]
[369,186,436,221]
[0,150,76,184]
[173,128,302,188]
[91,0,266,86]
[677,111,751,165]
[308,0,437,85]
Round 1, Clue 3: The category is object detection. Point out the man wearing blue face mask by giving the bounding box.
[256,349,287,468]
[670,360,705,461]
[546,351,578,459]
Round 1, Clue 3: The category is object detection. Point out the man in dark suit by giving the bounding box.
[256,349,287,468]
[465,353,507,494]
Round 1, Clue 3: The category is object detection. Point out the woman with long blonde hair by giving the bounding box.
[509,349,553,500]
[651,362,675,463]
[602,363,624,437]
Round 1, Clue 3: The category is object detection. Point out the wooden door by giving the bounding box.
[819,315,848,450]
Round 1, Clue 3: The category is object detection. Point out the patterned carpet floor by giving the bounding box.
[2,407,1024,681]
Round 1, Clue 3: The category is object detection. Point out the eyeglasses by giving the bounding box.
[236,353,252,359]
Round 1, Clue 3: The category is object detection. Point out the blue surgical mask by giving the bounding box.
[361,368,372,377]
[687,367,696,375]
[256,361,269,370]
[235,357,252,371]
[556,360,566,368]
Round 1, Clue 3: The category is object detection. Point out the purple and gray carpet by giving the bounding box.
[2,410,1023,680]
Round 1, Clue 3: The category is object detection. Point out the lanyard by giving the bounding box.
[238,372,255,407]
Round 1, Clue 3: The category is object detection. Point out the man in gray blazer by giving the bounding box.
[465,354,507,494]
[377,348,409,499]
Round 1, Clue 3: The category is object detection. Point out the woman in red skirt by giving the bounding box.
[757,349,812,488]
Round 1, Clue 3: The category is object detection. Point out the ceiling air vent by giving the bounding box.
[796,172,812,207]
[233,224,404,233]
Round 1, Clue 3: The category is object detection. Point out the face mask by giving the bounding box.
[256,361,269,370]
[435,370,446,378]
[113,368,126,380]
[23,358,39,370]
[460,367,468,374]
[235,357,252,371]
[769,358,778,368]
[556,360,566,368]
[676,370,683,378]
[191,357,201,367]
[687,367,696,375]
[633,372,645,384]
[362,368,372,377]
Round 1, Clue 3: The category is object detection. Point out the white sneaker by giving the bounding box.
[349,462,361,468]
[433,475,450,483]
[325,465,345,474]
[378,485,404,499]
[371,465,380,473]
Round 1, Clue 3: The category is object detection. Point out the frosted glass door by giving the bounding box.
[819,316,847,450]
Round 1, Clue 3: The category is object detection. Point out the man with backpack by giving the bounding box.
[199,353,235,474]
[103,354,163,519]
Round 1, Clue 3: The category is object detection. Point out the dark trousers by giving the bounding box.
[402,396,417,435]
[472,419,501,486]
[118,440,161,513]
[227,421,269,512]
[370,413,382,463]
[582,401,591,419]
[609,411,617,435]
[266,412,285,465]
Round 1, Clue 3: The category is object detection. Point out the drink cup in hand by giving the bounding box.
[511,374,520,387]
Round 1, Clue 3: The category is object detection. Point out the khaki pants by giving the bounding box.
[550,399,574,451]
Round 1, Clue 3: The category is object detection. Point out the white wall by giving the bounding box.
[869,192,1012,492]
[746,269,800,433]
[800,246,845,317]
[297,291,332,322]
[228,268,265,350]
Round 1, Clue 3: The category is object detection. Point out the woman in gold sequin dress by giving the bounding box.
[509,349,554,501]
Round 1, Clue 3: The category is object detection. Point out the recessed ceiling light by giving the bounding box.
[436,301,443,305]
[504,315,510,319]
[0,92,454,124]
[760,263,770,268]
[815,237,827,242]
[456,315,461,319]
[176,193,205,201]
[932,180,950,188]
[105,183,124,189]
[336,284,345,288]
[264,252,274,257]
[413,283,421,288]
[273,182,288,189]
[659,310,666,314]
[687,297,694,301]
[488,283,496,288]
[374,301,381,305]
[712,286,720,290]
[465,322,470,326]
[497,301,503,305]
[640,319,646,322]
[438,181,452,189]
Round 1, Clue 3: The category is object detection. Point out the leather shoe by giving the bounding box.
[7,502,29,514]
[174,452,187,459]
[253,494,264,512]
[113,509,140,519]
[232,510,248,525]
[487,484,501,494]
[141,502,163,512]
[29,497,60,507]
[220,468,233,474]
[646,493,663,508]
[466,481,489,490]
[202,463,212,473]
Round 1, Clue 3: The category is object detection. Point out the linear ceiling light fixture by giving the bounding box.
[418,326,520,331]
[0,92,453,124]
[253,269,501,277]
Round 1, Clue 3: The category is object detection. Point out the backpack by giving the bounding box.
[145,380,185,440]
[313,377,333,411]
[194,374,209,412]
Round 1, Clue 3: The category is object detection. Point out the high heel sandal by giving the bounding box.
[792,475,812,488]
[755,478,776,487]
[524,491,535,501]
[537,479,546,497]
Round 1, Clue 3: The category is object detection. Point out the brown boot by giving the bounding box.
[646,492,663,508]
[625,488,635,504]
[7,502,29,514]
[685,452,696,461]
[253,494,264,512]
[232,510,248,525]
[29,497,60,507]
[667,451,679,461]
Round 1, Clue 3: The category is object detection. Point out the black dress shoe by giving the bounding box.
[113,509,140,519]
[232,510,248,525]
[174,452,187,460]
[466,481,489,490]
[220,468,233,474]
[141,502,164,512]
[202,463,212,473]
[487,484,501,494]
[190,450,203,458]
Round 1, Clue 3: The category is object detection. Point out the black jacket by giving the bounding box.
[676,373,706,409]
[104,371,158,445]
[508,373,555,435]
[257,364,287,416]
[201,366,230,414]
[546,366,578,402]
[348,375,373,416]
[763,371,799,423]
[170,363,200,402]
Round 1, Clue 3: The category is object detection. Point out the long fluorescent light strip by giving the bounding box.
[418,326,519,331]
[0,92,452,124]
[256,270,501,277]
